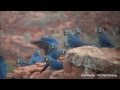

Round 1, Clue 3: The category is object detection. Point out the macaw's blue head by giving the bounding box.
[64,30,69,36]
[49,43,58,50]
[0,56,5,63]
[95,26,103,34]
[34,50,41,57]
[75,28,81,34]
[44,55,50,62]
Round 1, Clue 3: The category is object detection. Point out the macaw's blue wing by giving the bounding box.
[29,55,44,65]
[74,33,80,39]
[76,38,92,47]
[46,55,63,70]
[49,61,63,70]
[31,40,50,54]
[0,56,8,79]
[41,37,59,45]
[48,49,61,60]
[98,33,115,48]
[47,43,63,60]
[69,32,91,47]
[17,59,30,67]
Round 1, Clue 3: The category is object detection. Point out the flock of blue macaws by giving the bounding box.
[0,26,116,79]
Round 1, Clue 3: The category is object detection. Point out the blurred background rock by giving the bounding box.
[0,11,120,73]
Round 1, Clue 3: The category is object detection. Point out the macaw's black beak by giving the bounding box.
[40,63,49,73]
[31,41,39,45]
[64,31,68,36]
[64,33,66,36]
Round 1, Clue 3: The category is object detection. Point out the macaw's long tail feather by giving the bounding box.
[40,63,49,73]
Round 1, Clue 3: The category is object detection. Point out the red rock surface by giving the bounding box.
[7,46,120,79]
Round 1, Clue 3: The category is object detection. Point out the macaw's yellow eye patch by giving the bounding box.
[45,56,49,61]
[66,32,68,35]
[46,58,48,61]
[77,30,80,33]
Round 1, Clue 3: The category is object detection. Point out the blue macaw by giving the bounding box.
[0,56,8,79]
[17,50,43,66]
[17,59,30,67]
[40,55,63,73]
[64,30,91,48]
[95,26,115,48]
[31,36,65,58]
[31,36,59,55]
[29,50,44,64]
[74,28,82,39]
[47,43,64,60]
